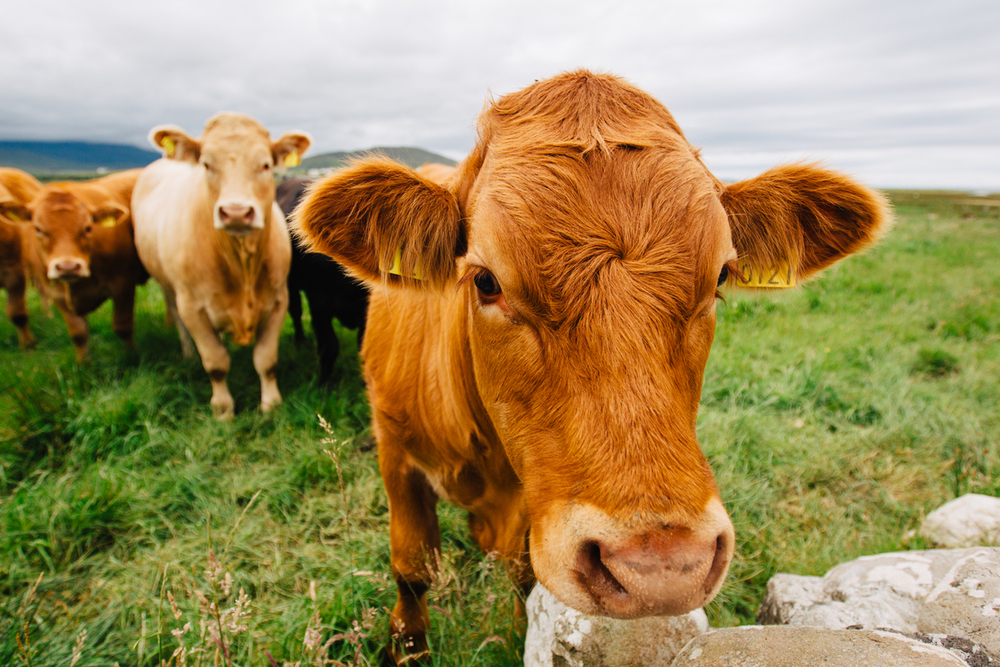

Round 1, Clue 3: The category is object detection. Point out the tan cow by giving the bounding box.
[295,71,891,663]
[0,168,44,348]
[2,169,147,361]
[132,112,311,419]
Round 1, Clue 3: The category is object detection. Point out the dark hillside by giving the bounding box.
[0,141,160,172]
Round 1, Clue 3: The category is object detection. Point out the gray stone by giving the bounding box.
[670,626,973,667]
[524,583,708,667]
[757,548,1000,656]
[922,495,1000,548]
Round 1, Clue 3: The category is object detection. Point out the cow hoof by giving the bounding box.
[211,400,235,421]
[384,634,430,666]
[260,397,282,413]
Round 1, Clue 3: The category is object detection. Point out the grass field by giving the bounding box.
[1,191,998,666]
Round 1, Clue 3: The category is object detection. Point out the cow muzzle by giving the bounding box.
[48,257,90,281]
[215,202,261,235]
[532,497,734,618]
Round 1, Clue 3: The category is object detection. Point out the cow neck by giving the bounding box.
[210,215,268,291]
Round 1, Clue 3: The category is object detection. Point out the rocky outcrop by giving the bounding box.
[524,584,708,667]
[757,548,1000,656]
[921,494,1000,548]
[669,626,993,667]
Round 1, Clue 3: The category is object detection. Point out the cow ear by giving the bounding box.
[719,163,892,286]
[292,156,464,289]
[90,203,128,228]
[0,202,32,225]
[149,125,201,163]
[272,131,312,169]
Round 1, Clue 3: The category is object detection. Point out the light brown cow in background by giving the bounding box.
[1,169,147,361]
[0,168,44,348]
[294,70,891,663]
[132,112,310,419]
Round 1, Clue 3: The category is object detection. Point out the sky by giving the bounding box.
[2,0,998,191]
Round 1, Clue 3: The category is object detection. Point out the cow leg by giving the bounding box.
[308,291,339,383]
[4,276,36,349]
[381,444,440,664]
[110,286,136,350]
[288,283,305,344]
[469,507,534,621]
[56,300,89,363]
[176,295,234,420]
[253,295,287,413]
[163,287,195,357]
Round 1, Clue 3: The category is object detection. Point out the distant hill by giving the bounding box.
[0,141,458,177]
[299,146,457,172]
[0,141,160,173]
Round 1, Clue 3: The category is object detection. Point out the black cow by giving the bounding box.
[277,177,368,382]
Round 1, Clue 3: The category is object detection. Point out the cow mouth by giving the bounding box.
[223,224,256,237]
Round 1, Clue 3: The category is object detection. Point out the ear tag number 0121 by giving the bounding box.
[736,260,796,288]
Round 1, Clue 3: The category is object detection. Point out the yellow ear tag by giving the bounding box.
[283,150,300,168]
[99,216,118,228]
[161,136,176,157]
[735,260,796,288]
[382,247,425,280]
[4,211,21,222]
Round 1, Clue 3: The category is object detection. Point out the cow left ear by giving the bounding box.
[90,203,128,228]
[272,132,312,169]
[719,163,892,285]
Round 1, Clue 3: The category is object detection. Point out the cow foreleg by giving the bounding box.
[253,294,286,413]
[4,274,35,349]
[163,287,195,357]
[176,296,234,420]
[381,446,440,664]
[55,296,89,362]
[110,286,136,350]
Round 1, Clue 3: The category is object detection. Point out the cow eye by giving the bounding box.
[84,224,93,233]
[474,270,502,298]
[717,266,729,287]
[262,163,271,171]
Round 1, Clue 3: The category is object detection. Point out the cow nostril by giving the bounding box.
[218,207,230,221]
[576,540,626,599]
[244,208,255,224]
[703,533,731,595]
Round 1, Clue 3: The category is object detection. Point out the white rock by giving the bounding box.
[757,548,1000,656]
[922,494,1000,548]
[524,583,708,667]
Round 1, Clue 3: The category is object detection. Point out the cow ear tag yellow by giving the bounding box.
[99,216,118,228]
[284,150,300,168]
[4,210,21,222]
[160,136,176,157]
[382,247,425,280]
[735,260,796,288]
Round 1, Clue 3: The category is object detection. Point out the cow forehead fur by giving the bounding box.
[463,71,728,335]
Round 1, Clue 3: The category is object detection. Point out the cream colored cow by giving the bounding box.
[132,112,310,419]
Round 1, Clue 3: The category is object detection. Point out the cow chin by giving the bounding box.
[529,497,734,619]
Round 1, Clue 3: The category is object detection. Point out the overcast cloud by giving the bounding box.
[3,0,998,190]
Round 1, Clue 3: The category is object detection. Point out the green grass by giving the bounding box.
[1,191,998,665]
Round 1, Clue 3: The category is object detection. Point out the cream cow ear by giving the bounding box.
[149,125,201,163]
[719,163,892,288]
[292,156,464,289]
[272,131,312,169]
[90,202,128,228]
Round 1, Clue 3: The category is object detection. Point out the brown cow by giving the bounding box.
[294,71,891,663]
[0,168,44,348]
[2,169,147,361]
[131,112,311,419]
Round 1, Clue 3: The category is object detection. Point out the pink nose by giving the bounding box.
[51,258,87,280]
[218,204,255,228]
[574,524,731,618]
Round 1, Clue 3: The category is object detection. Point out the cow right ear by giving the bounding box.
[292,156,465,289]
[149,125,201,163]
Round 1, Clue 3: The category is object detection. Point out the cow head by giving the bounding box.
[149,113,311,236]
[294,71,890,618]
[3,187,127,281]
